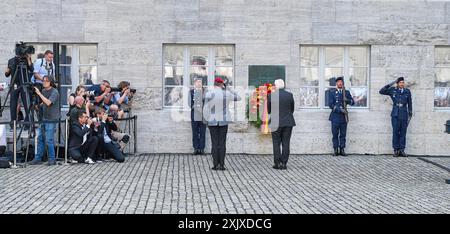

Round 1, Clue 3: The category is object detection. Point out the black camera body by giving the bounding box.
[15,42,35,57]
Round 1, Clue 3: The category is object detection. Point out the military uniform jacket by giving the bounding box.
[379,85,412,120]
[328,88,354,123]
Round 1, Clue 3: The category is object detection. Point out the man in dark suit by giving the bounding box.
[268,79,296,170]
[328,76,355,156]
[379,77,413,157]
[68,110,99,164]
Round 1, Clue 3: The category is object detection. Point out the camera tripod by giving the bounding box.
[0,60,49,167]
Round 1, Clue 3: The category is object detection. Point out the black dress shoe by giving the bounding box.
[280,163,287,170]
[199,149,205,155]
[193,150,199,155]
[211,166,219,170]
[400,150,408,157]
[334,148,339,156]
[219,165,226,171]
[272,164,280,169]
[393,150,399,157]
[340,148,347,156]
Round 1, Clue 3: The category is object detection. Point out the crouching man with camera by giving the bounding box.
[30,76,60,166]
[68,110,98,164]
[94,108,125,163]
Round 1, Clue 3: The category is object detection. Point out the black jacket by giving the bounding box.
[268,89,296,129]
[90,119,118,141]
[69,121,93,149]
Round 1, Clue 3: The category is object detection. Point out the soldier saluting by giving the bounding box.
[379,77,412,157]
[328,76,354,156]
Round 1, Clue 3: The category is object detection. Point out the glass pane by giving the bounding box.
[325,47,343,66]
[349,67,367,86]
[190,47,208,65]
[79,45,97,64]
[164,66,183,85]
[434,87,450,107]
[435,47,450,66]
[59,66,72,85]
[300,67,319,86]
[299,87,319,107]
[190,66,208,86]
[215,46,233,66]
[434,68,450,87]
[164,46,183,66]
[79,66,97,85]
[59,45,73,64]
[164,87,183,107]
[214,67,233,86]
[349,47,367,67]
[60,86,72,106]
[30,44,53,62]
[349,87,368,107]
[325,67,343,85]
[300,47,319,66]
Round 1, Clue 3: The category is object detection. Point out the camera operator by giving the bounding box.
[93,108,125,163]
[69,96,91,125]
[110,81,135,110]
[68,85,86,113]
[29,75,60,166]
[32,50,55,84]
[5,47,33,128]
[86,80,112,108]
[68,110,98,164]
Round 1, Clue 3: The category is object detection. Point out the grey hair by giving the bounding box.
[274,79,285,89]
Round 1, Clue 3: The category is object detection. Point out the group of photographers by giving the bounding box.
[3,43,134,166]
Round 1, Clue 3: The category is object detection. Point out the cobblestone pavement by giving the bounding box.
[0,154,449,214]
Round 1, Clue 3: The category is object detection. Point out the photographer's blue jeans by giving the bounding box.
[35,123,56,162]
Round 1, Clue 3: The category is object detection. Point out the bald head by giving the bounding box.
[74,96,84,107]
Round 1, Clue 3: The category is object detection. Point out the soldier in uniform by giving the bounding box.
[328,76,354,156]
[379,77,412,157]
[189,77,206,155]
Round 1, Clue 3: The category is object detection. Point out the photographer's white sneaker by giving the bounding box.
[85,157,95,164]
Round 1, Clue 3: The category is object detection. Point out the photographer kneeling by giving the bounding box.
[68,110,98,164]
[94,108,125,163]
[29,75,60,166]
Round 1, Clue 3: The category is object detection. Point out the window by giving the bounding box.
[163,45,234,109]
[30,43,98,107]
[299,45,370,109]
[434,47,450,109]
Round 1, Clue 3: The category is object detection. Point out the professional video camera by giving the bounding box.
[15,42,35,58]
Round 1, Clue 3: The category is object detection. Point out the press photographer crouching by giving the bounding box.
[29,75,60,166]
[90,108,125,163]
[68,110,98,164]
[4,42,34,129]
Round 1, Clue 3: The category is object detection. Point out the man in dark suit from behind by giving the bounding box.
[268,79,296,170]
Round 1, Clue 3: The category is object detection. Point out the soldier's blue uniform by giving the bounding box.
[328,85,354,154]
[379,82,412,155]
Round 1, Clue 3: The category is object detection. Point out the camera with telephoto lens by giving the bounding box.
[15,42,35,57]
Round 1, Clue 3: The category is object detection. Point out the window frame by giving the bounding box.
[299,45,371,110]
[162,44,235,110]
[433,46,450,111]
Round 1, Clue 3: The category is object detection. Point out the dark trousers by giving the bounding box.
[10,87,32,125]
[69,136,99,162]
[208,125,228,167]
[331,122,347,149]
[101,141,125,163]
[271,127,293,165]
[191,121,206,150]
[391,117,408,150]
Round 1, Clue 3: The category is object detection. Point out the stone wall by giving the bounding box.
[0,0,449,155]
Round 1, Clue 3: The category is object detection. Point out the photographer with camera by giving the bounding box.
[93,107,125,163]
[32,50,55,84]
[69,96,91,125]
[29,75,60,166]
[86,80,112,108]
[110,81,135,110]
[4,42,34,129]
[68,85,87,113]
